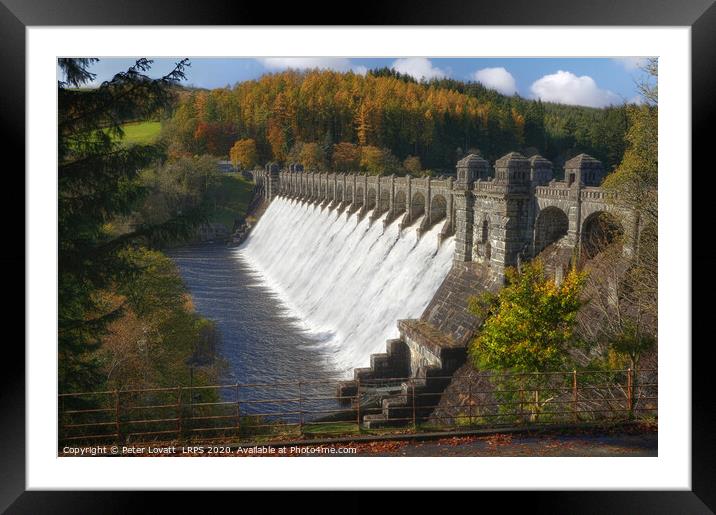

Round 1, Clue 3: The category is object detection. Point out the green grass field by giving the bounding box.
[119,121,162,145]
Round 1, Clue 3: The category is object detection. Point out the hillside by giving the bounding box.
[161,69,630,174]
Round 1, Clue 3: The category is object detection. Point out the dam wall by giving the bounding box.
[251,152,638,284]
[247,152,637,426]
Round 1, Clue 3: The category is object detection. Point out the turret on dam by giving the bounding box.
[249,151,638,427]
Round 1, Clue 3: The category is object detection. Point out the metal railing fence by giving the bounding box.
[58,368,656,447]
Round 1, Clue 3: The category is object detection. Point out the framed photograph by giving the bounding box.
[5,0,713,510]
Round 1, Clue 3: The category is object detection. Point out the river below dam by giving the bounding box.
[167,243,341,385]
[167,198,455,417]
[167,242,342,420]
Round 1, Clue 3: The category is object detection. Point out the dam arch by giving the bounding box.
[355,186,364,207]
[378,189,390,213]
[534,206,569,255]
[429,194,447,225]
[410,191,426,221]
[394,190,407,214]
[366,188,377,211]
[581,211,624,259]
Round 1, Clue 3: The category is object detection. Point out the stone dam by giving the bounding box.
[247,152,637,427]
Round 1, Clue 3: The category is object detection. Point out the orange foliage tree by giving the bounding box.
[229,138,258,170]
[299,142,325,171]
[332,142,361,171]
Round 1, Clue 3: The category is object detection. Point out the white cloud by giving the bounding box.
[471,67,517,95]
[628,95,646,105]
[530,70,621,108]
[390,57,447,81]
[613,57,648,71]
[257,58,364,74]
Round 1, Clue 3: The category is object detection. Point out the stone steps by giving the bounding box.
[336,316,469,429]
[361,365,454,429]
[336,339,409,406]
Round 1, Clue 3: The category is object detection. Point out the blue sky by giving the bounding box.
[62,57,653,108]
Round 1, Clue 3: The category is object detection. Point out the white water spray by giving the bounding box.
[236,197,455,374]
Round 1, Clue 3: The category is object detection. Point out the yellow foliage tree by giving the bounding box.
[355,102,373,146]
[229,138,258,170]
[299,142,325,171]
[360,146,401,176]
[469,260,586,373]
[267,123,286,162]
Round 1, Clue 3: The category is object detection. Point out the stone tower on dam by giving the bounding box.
[250,151,638,427]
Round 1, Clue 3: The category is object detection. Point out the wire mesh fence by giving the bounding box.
[58,368,656,448]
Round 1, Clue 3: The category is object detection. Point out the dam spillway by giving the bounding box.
[236,196,455,374]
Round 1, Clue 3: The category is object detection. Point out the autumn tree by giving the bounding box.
[229,138,258,170]
[468,261,586,421]
[511,108,526,147]
[138,155,221,229]
[403,155,422,175]
[355,102,374,146]
[574,245,656,373]
[332,142,361,171]
[267,122,287,162]
[636,57,658,106]
[605,60,657,326]
[96,249,222,390]
[578,58,658,375]
[360,146,401,175]
[194,121,236,156]
[469,261,586,373]
[299,142,325,171]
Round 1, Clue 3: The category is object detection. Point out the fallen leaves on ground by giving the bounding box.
[484,433,513,446]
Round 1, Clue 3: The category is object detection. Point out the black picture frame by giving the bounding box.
[3,0,713,511]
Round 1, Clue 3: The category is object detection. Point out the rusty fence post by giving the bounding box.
[59,395,66,446]
[411,380,417,431]
[626,368,633,419]
[572,370,578,423]
[114,390,121,444]
[355,378,361,433]
[176,386,182,442]
[298,381,303,435]
[519,375,526,425]
[235,384,240,436]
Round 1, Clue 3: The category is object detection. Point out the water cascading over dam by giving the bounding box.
[232,153,634,425]
[236,196,455,374]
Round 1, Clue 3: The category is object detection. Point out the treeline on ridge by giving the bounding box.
[161,68,630,175]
